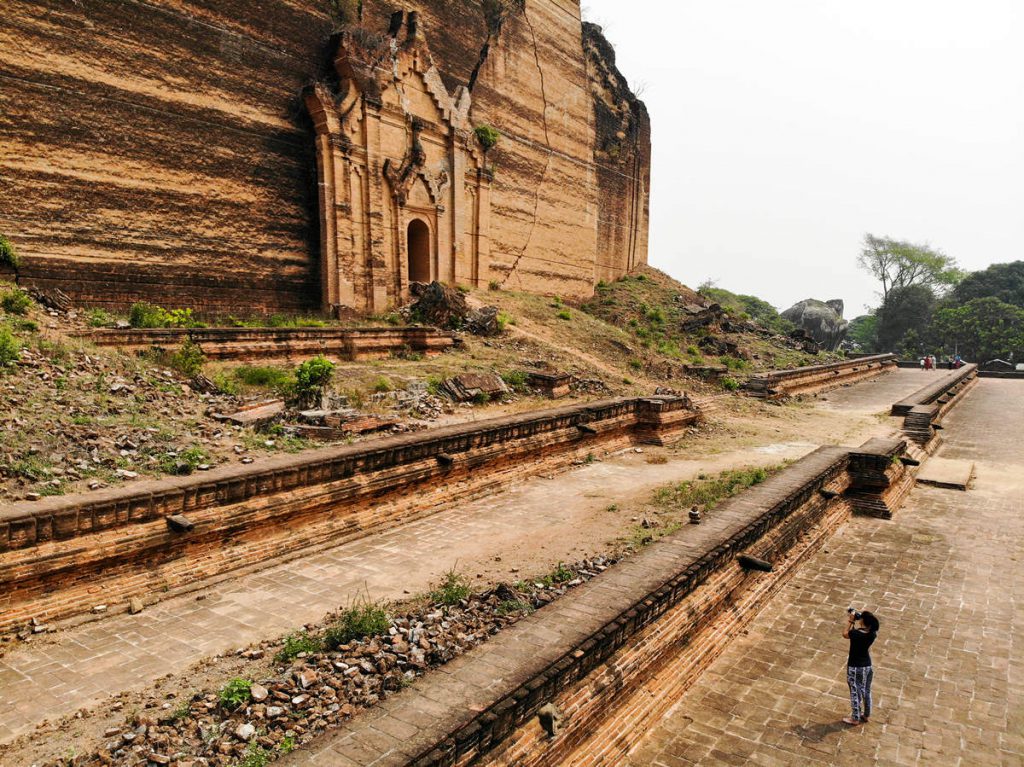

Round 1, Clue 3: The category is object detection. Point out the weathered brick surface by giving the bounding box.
[0,397,696,632]
[624,378,1024,766]
[743,354,898,400]
[1,0,649,313]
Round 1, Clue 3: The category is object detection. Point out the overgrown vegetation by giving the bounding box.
[0,235,18,271]
[1,286,32,315]
[129,302,201,329]
[233,365,294,392]
[275,631,323,663]
[169,339,205,377]
[218,678,253,710]
[323,601,390,649]
[474,125,501,150]
[294,355,335,403]
[428,568,472,606]
[652,466,774,513]
[0,328,20,369]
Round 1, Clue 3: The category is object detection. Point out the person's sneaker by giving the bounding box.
[842,716,861,725]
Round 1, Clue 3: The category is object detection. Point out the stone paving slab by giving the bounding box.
[626,379,1023,767]
[915,458,974,490]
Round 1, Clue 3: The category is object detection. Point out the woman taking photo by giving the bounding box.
[843,609,880,725]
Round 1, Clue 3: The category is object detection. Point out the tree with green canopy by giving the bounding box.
[949,261,1024,309]
[875,284,935,353]
[931,297,1024,362]
[857,234,963,301]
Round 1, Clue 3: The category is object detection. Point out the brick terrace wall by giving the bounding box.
[742,354,897,400]
[0,397,696,633]
[286,447,853,767]
[894,365,978,448]
[72,326,458,362]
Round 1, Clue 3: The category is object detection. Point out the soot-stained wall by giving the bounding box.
[0,0,650,314]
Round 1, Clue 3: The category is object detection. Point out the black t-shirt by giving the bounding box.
[848,628,876,667]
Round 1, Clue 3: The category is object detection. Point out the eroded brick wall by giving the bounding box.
[0,397,694,633]
[1,0,650,312]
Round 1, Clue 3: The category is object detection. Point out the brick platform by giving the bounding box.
[742,354,897,400]
[71,326,458,362]
[625,378,1023,766]
[0,397,697,633]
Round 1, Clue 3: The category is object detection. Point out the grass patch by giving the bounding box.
[652,466,775,513]
[323,602,390,649]
[234,365,294,392]
[497,599,533,616]
[275,631,323,663]
[556,309,572,321]
[538,561,574,587]
[0,327,20,369]
[429,568,472,606]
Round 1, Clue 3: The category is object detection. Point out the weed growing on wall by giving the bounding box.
[474,125,501,150]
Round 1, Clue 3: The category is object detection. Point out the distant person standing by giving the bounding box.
[923,356,933,371]
[920,357,926,371]
[843,609,880,725]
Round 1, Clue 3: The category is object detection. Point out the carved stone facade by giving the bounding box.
[305,13,493,314]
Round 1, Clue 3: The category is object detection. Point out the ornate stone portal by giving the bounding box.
[305,12,493,315]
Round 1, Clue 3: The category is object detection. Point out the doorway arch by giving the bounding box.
[407,219,431,284]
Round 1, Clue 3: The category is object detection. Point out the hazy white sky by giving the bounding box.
[581,0,1024,318]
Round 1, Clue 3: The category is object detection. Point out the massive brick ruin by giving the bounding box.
[0,0,650,314]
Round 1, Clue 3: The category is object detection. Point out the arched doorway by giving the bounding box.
[407,219,431,283]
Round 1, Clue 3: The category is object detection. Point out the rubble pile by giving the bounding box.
[404,281,503,336]
[61,559,616,767]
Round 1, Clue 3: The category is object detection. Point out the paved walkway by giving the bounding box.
[0,369,935,746]
[627,379,1024,767]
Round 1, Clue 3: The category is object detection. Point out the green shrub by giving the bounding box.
[0,328,20,369]
[1,287,32,315]
[294,355,335,401]
[496,311,514,331]
[129,302,168,328]
[556,309,572,321]
[474,125,501,150]
[169,339,205,377]
[129,302,199,329]
[472,390,490,405]
[212,371,240,395]
[500,370,528,392]
[488,280,501,291]
[86,308,115,327]
[686,345,701,357]
[429,569,471,606]
[218,678,253,710]
[275,631,323,663]
[628,359,643,371]
[0,235,19,271]
[425,375,444,396]
[323,602,390,649]
[720,376,739,391]
[372,376,393,393]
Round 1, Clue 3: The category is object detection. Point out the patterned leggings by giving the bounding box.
[847,665,873,719]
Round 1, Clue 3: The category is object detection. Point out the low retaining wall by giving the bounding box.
[742,353,897,400]
[891,364,978,448]
[0,397,697,634]
[71,326,458,362]
[289,446,870,767]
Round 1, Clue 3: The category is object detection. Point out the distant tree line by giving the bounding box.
[851,234,1024,363]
